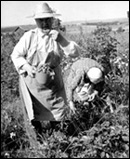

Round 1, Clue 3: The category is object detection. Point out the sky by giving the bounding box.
[1,1,129,27]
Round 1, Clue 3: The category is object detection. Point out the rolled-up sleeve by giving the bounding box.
[11,32,30,74]
[61,41,80,58]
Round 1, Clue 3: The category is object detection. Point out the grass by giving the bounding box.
[1,24,129,158]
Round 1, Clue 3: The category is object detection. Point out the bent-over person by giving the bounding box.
[66,58,105,113]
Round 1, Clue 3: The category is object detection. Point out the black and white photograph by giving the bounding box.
[1,1,129,158]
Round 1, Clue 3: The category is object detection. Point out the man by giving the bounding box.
[11,2,80,141]
[66,58,105,113]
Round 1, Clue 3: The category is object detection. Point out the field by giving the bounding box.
[1,19,129,158]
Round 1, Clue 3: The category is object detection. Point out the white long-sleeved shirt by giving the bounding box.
[11,28,80,75]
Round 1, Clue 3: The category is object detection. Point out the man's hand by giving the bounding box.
[49,29,69,47]
[69,101,76,114]
[87,90,98,102]
[75,86,82,93]
[22,63,36,78]
[49,30,59,41]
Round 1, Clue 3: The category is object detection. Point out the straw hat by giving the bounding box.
[30,3,61,19]
[87,67,103,84]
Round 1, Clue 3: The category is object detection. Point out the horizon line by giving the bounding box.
[1,16,128,28]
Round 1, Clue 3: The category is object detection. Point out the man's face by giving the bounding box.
[35,18,53,30]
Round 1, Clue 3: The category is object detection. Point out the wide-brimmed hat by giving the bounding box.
[87,67,103,84]
[29,3,61,19]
